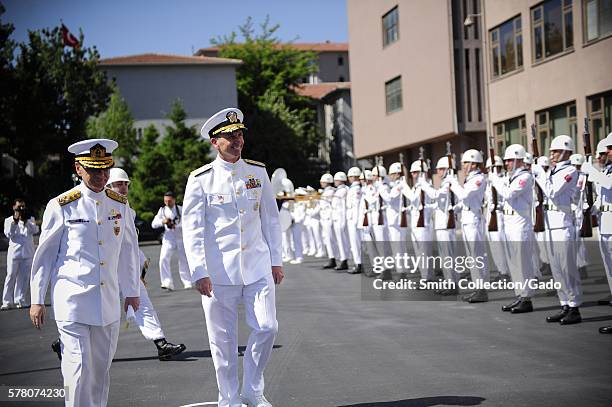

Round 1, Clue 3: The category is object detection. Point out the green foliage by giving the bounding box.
[211,17,324,185]
[0,15,112,216]
[86,86,138,174]
[129,101,210,218]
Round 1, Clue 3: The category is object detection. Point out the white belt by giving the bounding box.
[503,208,517,216]
[600,204,612,212]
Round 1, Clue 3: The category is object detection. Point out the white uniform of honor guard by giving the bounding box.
[183,108,283,407]
[29,139,140,407]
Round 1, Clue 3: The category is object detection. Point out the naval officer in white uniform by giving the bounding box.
[29,139,140,407]
[183,108,283,407]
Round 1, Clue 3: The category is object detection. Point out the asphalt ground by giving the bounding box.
[0,240,611,407]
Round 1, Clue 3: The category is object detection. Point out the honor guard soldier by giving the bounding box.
[408,160,435,281]
[371,166,393,264]
[570,154,589,276]
[183,108,283,407]
[2,198,38,310]
[332,172,350,271]
[532,135,582,325]
[420,158,459,294]
[346,167,363,274]
[581,133,612,333]
[29,139,141,407]
[320,173,339,269]
[489,145,536,313]
[304,185,325,257]
[359,170,381,276]
[446,149,490,303]
[485,155,511,281]
[152,191,191,290]
[382,163,408,243]
[534,156,551,277]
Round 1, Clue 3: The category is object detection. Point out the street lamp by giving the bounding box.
[464,13,481,27]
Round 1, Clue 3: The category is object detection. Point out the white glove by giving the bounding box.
[581,160,596,177]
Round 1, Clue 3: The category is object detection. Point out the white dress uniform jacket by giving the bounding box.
[182,156,282,286]
[4,216,38,259]
[30,183,140,326]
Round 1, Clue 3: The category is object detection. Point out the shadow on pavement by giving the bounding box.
[337,395,486,407]
[0,366,60,377]
[112,345,283,363]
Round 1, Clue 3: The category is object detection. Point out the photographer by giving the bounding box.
[2,198,38,310]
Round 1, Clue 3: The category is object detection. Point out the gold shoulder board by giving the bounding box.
[105,188,127,204]
[244,159,266,167]
[57,189,82,206]
[191,163,213,177]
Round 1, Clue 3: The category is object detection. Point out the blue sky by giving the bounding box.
[3,0,348,57]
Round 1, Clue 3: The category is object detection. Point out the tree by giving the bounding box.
[0,4,16,212]
[211,17,324,186]
[86,86,138,174]
[0,19,112,214]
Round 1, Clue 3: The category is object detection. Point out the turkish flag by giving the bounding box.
[61,24,80,49]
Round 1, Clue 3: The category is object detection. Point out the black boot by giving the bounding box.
[559,307,582,325]
[467,289,488,303]
[51,338,62,361]
[334,260,348,271]
[348,264,362,274]
[155,338,186,361]
[502,298,522,312]
[323,258,336,269]
[599,325,612,334]
[546,305,569,323]
[510,298,533,314]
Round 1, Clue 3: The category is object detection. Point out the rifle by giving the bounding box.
[532,124,545,233]
[446,141,456,229]
[376,156,385,226]
[361,167,370,227]
[416,147,426,228]
[399,152,409,228]
[580,117,597,237]
[487,136,499,232]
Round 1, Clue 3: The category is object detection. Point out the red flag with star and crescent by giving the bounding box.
[61,24,80,49]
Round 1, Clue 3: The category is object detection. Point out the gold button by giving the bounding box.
[100,261,105,266]
[242,246,246,250]
[97,220,102,225]
[236,190,241,195]
[240,209,245,214]
[100,281,105,286]
[96,201,100,206]
[231,171,236,176]
[98,240,103,246]
[240,228,244,233]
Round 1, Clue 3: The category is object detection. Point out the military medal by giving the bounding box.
[114,226,120,236]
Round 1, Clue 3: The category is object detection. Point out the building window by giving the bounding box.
[136,128,143,139]
[382,6,399,47]
[385,76,402,114]
[584,0,612,42]
[588,90,612,144]
[490,15,523,78]
[338,56,344,66]
[535,101,577,153]
[531,0,573,63]
[494,116,527,150]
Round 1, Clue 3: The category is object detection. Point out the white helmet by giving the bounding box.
[485,155,503,168]
[502,144,526,160]
[334,171,347,182]
[524,152,534,165]
[363,169,374,181]
[605,132,612,147]
[107,167,130,185]
[537,156,551,167]
[372,165,387,177]
[597,139,608,155]
[347,167,361,177]
[320,173,334,184]
[409,160,428,173]
[389,162,402,174]
[305,185,316,192]
[294,187,307,195]
[281,178,295,193]
[461,149,483,163]
[359,172,365,180]
[549,135,574,152]
[570,154,584,165]
[436,157,449,169]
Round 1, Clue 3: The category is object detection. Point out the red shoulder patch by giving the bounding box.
[519,179,526,187]
[475,180,482,187]
[564,174,573,183]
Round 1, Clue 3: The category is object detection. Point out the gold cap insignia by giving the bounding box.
[90,144,106,158]
[226,111,239,123]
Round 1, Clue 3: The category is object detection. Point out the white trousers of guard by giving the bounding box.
[321,220,338,259]
[599,232,612,295]
[411,227,434,280]
[202,276,278,407]
[159,238,191,289]
[2,256,31,306]
[486,214,510,276]
[436,229,457,283]
[133,280,164,340]
[56,320,120,407]
[333,221,350,262]
[503,216,535,298]
[347,222,362,265]
[461,221,490,283]
[544,227,582,307]
[307,220,324,256]
[372,225,392,259]
[575,226,588,269]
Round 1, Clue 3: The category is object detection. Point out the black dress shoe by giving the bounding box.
[467,290,488,303]
[348,264,362,274]
[461,292,476,302]
[546,305,570,323]
[559,307,582,325]
[597,295,612,306]
[380,269,393,281]
[334,260,348,271]
[323,258,337,269]
[510,299,533,314]
[155,339,187,361]
[51,338,62,361]
[502,298,522,312]
[599,325,612,334]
